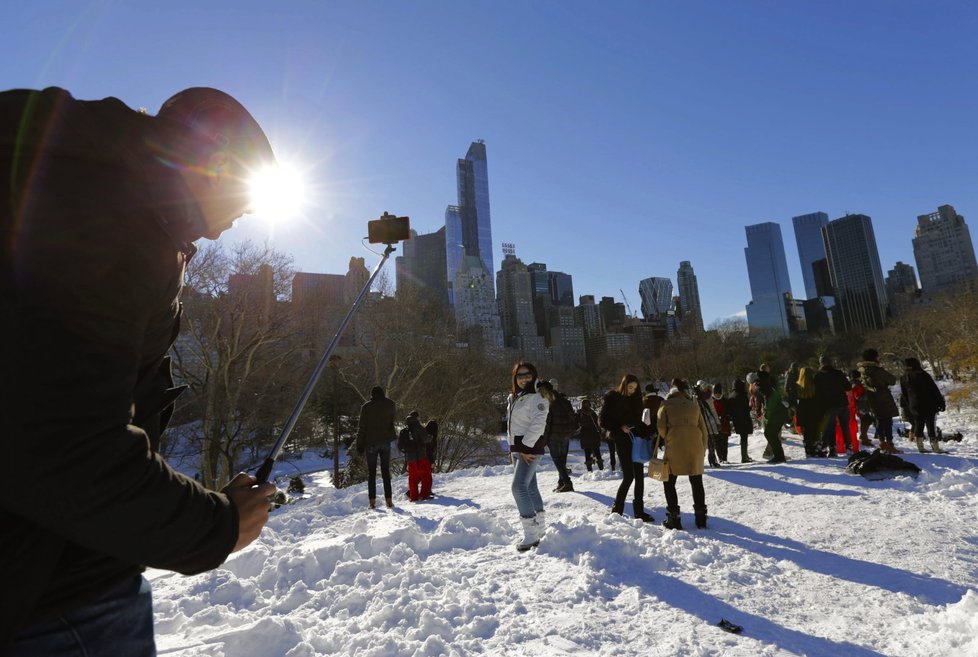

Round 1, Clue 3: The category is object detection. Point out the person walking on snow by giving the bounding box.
[577,399,605,471]
[600,374,655,522]
[399,411,433,501]
[507,362,550,551]
[657,379,709,530]
[857,349,902,453]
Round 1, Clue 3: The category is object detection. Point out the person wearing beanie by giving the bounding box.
[899,357,947,454]
[857,348,902,453]
[1,86,278,653]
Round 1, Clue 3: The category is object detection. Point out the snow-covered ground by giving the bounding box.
[149,401,978,657]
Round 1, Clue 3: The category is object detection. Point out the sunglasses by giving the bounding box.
[515,371,533,378]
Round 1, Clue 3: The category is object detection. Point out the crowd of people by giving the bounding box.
[500,348,950,551]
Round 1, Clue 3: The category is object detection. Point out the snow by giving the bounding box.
[148,400,978,657]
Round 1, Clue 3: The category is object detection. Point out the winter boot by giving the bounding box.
[915,436,930,453]
[385,495,394,509]
[633,501,654,523]
[707,437,719,467]
[368,497,376,510]
[662,506,682,530]
[561,480,575,493]
[930,440,947,454]
[516,516,540,552]
[740,439,753,463]
[533,511,547,542]
[694,504,708,529]
[611,503,624,516]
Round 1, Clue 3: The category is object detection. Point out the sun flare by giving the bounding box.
[248,163,307,221]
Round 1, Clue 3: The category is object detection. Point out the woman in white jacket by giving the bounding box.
[507,361,550,551]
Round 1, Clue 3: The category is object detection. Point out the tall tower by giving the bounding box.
[638,277,673,321]
[792,212,829,300]
[676,261,704,334]
[744,222,793,338]
[912,204,978,295]
[396,226,448,305]
[456,140,494,291]
[496,251,548,361]
[822,214,888,333]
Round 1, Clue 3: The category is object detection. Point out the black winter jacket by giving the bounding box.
[814,365,849,410]
[357,397,397,451]
[1,88,238,644]
[599,390,647,441]
[900,367,945,418]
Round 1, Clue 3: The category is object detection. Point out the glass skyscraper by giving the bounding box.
[456,141,494,292]
[792,212,829,300]
[822,214,888,333]
[638,277,673,320]
[744,222,793,338]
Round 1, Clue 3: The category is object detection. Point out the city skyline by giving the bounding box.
[5,3,978,326]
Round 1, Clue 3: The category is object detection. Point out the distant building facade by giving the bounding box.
[676,261,704,334]
[743,222,793,339]
[912,204,978,296]
[822,214,888,333]
[792,212,829,300]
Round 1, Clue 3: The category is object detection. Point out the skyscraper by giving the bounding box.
[453,255,503,349]
[676,261,704,334]
[456,141,494,290]
[744,222,793,339]
[912,204,978,296]
[792,212,829,300]
[822,214,888,333]
[638,277,672,320]
[885,261,919,317]
[395,227,448,305]
[496,253,548,362]
[444,205,464,305]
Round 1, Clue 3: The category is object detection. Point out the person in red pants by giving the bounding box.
[399,411,433,501]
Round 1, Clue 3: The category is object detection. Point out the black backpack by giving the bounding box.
[397,427,414,453]
[547,393,578,441]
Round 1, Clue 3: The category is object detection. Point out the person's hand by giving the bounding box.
[520,453,536,464]
[621,425,631,434]
[222,472,277,553]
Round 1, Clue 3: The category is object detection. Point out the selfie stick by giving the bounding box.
[254,242,396,484]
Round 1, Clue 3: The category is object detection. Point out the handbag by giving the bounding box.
[630,431,653,463]
[648,435,670,481]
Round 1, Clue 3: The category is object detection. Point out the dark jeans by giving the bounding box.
[549,439,571,486]
[583,445,604,471]
[604,440,617,471]
[613,436,645,514]
[7,575,155,657]
[821,405,853,452]
[366,447,392,499]
[911,413,937,440]
[874,415,894,443]
[663,473,706,512]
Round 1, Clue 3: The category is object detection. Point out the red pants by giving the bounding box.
[407,458,432,501]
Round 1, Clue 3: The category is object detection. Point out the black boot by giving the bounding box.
[611,503,624,515]
[694,504,708,529]
[740,438,752,463]
[633,501,654,522]
[662,506,682,530]
[708,436,719,467]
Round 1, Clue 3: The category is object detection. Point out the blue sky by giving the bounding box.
[5,1,977,325]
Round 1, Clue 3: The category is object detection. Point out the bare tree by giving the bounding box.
[170,240,299,488]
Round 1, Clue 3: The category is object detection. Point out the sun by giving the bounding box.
[247,162,308,221]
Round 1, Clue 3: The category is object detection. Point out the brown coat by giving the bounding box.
[657,391,709,476]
